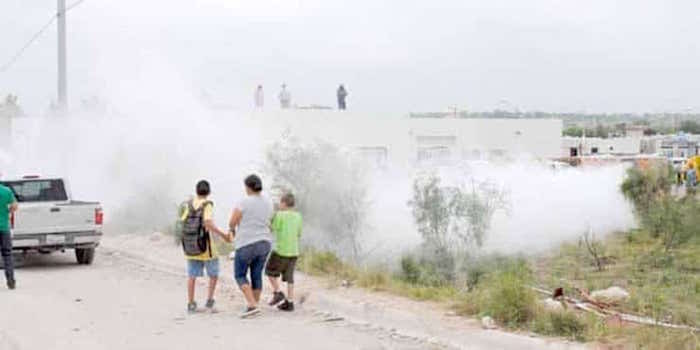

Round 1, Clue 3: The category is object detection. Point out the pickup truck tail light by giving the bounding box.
[95,208,104,225]
[10,212,14,229]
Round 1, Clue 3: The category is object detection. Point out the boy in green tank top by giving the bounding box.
[265,193,303,311]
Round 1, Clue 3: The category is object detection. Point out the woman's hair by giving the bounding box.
[196,180,210,196]
[244,174,263,192]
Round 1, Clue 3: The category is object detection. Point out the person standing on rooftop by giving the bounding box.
[337,84,348,110]
[254,85,264,109]
[279,84,291,109]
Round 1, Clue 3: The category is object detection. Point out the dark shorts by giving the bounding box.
[265,251,297,283]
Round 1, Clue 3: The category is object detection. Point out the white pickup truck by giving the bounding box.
[1,176,103,264]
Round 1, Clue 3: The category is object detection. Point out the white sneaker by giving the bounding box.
[240,306,261,318]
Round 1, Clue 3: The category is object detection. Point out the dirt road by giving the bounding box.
[0,234,585,350]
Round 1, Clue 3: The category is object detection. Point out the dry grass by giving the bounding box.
[297,229,699,347]
[535,229,699,347]
[297,249,458,302]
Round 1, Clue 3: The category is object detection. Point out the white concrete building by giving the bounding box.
[252,111,562,167]
[656,134,698,159]
[639,134,700,158]
[1,111,563,174]
[561,136,640,157]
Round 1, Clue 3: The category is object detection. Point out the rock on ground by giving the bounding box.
[481,316,497,329]
[541,298,565,311]
[590,286,630,305]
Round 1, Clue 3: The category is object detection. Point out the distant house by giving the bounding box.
[625,125,646,139]
[408,118,561,165]
[561,136,640,157]
[657,134,698,159]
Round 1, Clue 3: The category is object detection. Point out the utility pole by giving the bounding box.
[57,0,67,112]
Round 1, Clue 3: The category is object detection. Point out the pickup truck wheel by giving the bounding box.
[75,248,95,265]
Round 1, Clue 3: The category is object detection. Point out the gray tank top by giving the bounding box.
[234,195,273,249]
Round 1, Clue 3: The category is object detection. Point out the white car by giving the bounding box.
[1,176,103,264]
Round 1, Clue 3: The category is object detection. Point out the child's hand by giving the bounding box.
[220,231,233,243]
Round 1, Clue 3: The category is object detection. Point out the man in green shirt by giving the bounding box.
[0,183,18,289]
[265,193,303,311]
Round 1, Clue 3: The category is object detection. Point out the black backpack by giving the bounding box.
[181,200,212,257]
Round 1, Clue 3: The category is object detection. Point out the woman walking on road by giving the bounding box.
[229,174,273,318]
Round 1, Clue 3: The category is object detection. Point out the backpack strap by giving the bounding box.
[198,200,214,258]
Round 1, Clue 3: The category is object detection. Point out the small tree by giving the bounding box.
[450,180,509,248]
[645,196,699,252]
[679,120,700,134]
[580,228,605,272]
[408,173,508,282]
[266,134,369,262]
[408,175,451,253]
[621,163,699,252]
[409,174,508,250]
[562,126,584,138]
[621,163,673,219]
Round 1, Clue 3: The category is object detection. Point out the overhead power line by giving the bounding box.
[0,16,56,73]
[65,0,86,12]
[0,0,87,74]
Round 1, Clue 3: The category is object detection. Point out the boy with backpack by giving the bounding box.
[180,180,231,313]
[266,193,303,311]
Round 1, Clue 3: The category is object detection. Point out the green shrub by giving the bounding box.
[532,310,587,341]
[462,254,528,291]
[642,196,699,252]
[401,284,458,301]
[453,258,536,326]
[622,164,698,252]
[483,265,536,327]
[452,289,484,316]
[630,326,699,350]
[620,164,673,219]
[453,260,537,327]
[637,248,674,270]
[398,250,455,287]
[399,254,420,284]
[676,248,700,273]
[465,266,486,291]
[549,311,586,341]
[298,249,351,278]
[357,269,389,290]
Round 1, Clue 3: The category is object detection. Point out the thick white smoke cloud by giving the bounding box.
[363,161,635,258]
[473,162,634,253]
[4,57,267,233]
[2,56,635,258]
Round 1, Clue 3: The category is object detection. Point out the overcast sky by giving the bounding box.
[2,0,699,115]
